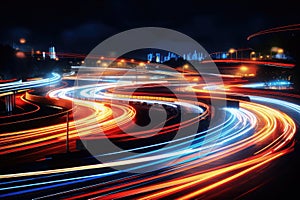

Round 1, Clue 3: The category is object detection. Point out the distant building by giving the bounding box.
[147,50,207,63]
[210,52,228,59]
[49,46,57,60]
[147,51,180,63]
[182,50,205,61]
[155,53,161,63]
[147,53,154,62]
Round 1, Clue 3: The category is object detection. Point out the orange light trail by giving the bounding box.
[0,68,298,199]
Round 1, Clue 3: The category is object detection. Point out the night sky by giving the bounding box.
[0,0,299,54]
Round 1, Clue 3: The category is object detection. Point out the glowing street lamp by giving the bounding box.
[183,64,189,73]
[228,48,237,59]
[96,60,101,66]
[270,46,283,59]
[19,38,26,44]
[250,51,255,59]
[277,48,284,54]
[135,62,145,82]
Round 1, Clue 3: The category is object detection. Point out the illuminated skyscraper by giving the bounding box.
[155,53,160,63]
[147,53,154,62]
[49,46,56,59]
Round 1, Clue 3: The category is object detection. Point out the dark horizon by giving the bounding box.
[1,0,299,54]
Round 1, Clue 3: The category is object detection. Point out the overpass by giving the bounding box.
[0,73,61,113]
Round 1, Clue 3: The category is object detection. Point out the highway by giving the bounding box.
[0,60,299,199]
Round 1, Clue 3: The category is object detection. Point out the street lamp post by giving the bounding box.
[66,111,70,153]
[250,51,255,60]
[228,48,236,59]
[137,62,145,83]
[183,64,189,74]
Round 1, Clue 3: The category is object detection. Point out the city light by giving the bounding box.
[277,48,284,54]
[228,48,236,54]
[15,51,26,58]
[250,51,255,60]
[19,38,26,44]
[228,48,237,59]
[240,65,248,72]
[0,4,299,199]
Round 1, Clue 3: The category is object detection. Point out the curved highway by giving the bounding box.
[0,62,299,199]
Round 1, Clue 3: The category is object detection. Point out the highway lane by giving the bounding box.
[0,70,299,199]
[0,61,299,199]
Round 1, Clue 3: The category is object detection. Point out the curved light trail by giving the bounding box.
[247,23,300,40]
[0,65,299,199]
[0,94,40,119]
[0,72,61,93]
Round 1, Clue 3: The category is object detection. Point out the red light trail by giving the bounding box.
[247,23,300,40]
[0,61,299,199]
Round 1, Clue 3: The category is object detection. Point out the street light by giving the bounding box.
[183,64,189,73]
[136,62,145,82]
[250,51,255,60]
[19,38,26,44]
[277,48,284,54]
[228,48,237,59]
[270,46,283,59]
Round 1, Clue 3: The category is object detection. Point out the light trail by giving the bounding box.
[0,66,298,199]
[247,23,300,40]
[0,77,300,199]
[202,59,295,68]
[0,94,40,119]
[0,97,296,199]
[0,73,61,93]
